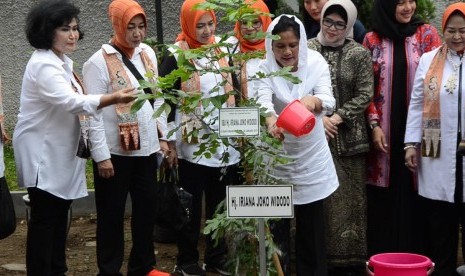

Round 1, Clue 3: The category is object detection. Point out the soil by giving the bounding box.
[0,216,204,276]
[2,217,464,276]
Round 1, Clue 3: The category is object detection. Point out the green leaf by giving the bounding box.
[130,98,145,113]
[152,102,171,118]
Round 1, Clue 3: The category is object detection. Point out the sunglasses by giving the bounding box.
[240,20,262,29]
[322,18,347,30]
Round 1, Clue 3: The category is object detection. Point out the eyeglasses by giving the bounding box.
[240,19,262,29]
[322,18,347,31]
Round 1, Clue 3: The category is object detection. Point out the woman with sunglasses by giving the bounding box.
[363,0,441,257]
[226,0,272,100]
[307,0,373,274]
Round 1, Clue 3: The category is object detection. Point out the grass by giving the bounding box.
[4,144,95,191]
[4,144,17,190]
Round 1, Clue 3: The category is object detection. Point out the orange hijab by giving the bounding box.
[108,0,147,58]
[176,0,216,49]
[442,2,465,32]
[234,0,271,53]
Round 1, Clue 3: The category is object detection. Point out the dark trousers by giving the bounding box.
[26,187,72,276]
[93,154,158,276]
[366,184,420,257]
[271,200,327,276]
[176,159,239,266]
[416,196,465,276]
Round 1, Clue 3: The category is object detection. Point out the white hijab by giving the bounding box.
[316,0,357,47]
[263,14,310,104]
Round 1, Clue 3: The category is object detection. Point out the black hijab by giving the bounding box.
[372,0,424,40]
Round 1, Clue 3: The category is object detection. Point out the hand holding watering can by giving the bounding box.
[267,96,321,139]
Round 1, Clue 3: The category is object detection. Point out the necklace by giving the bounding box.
[445,50,463,94]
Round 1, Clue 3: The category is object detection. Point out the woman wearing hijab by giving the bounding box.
[404,3,465,274]
[158,0,241,275]
[307,0,373,274]
[227,0,272,100]
[302,0,366,43]
[232,0,271,54]
[363,0,441,257]
[82,0,170,275]
[15,0,136,274]
[254,14,338,276]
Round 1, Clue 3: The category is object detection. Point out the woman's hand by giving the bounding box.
[266,116,284,141]
[160,140,178,168]
[372,127,387,153]
[97,159,114,178]
[98,87,136,109]
[114,87,137,104]
[404,147,418,172]
[300,95,322,113]
[1,125,10,144]
[323,114,342,140]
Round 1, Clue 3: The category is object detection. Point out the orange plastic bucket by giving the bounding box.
[366,253,434,276]
[276,100,315,137]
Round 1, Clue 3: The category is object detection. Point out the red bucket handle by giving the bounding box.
[427,262,435,275]
[366,261,435,275]
[366,261,374,276]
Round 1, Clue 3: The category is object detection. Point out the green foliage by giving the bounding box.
[204,202,279,275]
[275,0,298,18]
[137,0,302,273]
[4,144,18,190]
[416,0,436,24]
[352,0,373,30]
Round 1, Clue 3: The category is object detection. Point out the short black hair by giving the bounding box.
[272,16,300,40]
[324,5,348,24]
[25,0,84,49]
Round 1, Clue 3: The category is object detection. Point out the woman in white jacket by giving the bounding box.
[13,1,134,274]
[254,14,338,276]
[404,3,465,275]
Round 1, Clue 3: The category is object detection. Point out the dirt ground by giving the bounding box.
[0,216,195,276]
[2,217,464,276]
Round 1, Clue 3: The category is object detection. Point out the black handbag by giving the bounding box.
[76,134,91,159]
[155,167,192,231]
[0,177,16,239]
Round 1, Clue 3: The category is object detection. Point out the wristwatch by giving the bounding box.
[369,122,380,130]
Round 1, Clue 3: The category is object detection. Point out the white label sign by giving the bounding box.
[219,107,260,137]
[226,185,294,218]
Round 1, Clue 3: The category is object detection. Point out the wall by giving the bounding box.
[0,0,184,131]
[0,0,453,132]
[431,0,458,32]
